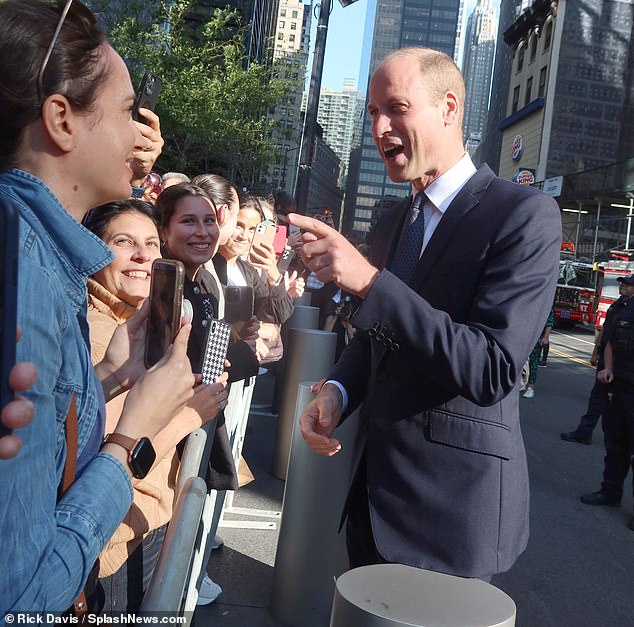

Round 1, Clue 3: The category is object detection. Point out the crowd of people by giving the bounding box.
[18,0,634,619]
[0,0,307,614]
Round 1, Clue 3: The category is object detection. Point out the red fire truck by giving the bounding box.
[593,257,634,329]
[554,260,596,328]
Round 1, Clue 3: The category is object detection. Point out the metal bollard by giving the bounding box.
[286,304,319,330]
[296,291,313,306]
[270,383,361,627]
[272,305,320,414]
[272,328,337,479]
[330,564,516,627]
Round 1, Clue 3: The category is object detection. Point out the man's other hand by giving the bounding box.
[299,383,343,456]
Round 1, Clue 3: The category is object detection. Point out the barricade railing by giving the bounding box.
[141,376,258,614]
[139,476,207,613]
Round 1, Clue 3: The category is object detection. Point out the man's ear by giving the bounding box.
[40,94,78,153]
[443,91,461,127]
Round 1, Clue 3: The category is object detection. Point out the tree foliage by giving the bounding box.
[89,0,299,188]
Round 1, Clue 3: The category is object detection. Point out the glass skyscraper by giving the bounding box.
[344,0,464,238]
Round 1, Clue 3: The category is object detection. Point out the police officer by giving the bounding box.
[581,273,634,529]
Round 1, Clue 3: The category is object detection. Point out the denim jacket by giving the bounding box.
[0,170,133,614]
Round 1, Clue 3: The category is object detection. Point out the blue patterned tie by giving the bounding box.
[391,191,426,283]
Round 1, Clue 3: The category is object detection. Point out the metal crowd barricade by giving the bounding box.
[139,476,207,612]
[141,375,259,614]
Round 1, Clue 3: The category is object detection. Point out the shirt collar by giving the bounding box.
[411,153,477,214]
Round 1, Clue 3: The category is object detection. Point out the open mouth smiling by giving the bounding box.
[383,145,404,159]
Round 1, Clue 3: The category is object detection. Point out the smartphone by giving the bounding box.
[201,320,231,384]
[273,224,287,257]
[277,248,295,275]
[248,222,276,263]
[1,205,19,434]
[132,72,162,122]
[224,286,254,324]
[144,259,185,369]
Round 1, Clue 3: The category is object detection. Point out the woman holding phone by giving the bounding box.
[82,200,228,611]
[156,183,260,605]
[0,0,198,613]
[217,195,294,326]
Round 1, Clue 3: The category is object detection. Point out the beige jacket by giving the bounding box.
[87,279,178,578]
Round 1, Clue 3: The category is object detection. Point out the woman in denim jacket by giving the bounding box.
[0,1,207,613]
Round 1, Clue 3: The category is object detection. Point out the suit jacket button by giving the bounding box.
[391,343,400,351]
[383,337,392,348]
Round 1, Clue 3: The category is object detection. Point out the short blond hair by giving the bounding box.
[382,47,465,119]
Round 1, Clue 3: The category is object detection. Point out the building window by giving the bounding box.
[517,46,525,73]
[292,10,298,18]
[543,20,553,50]
[538,66,547,98]
[530,35,538,63]
[290,22,296,30]
[277,32,283,40]
[512,86,520,113]
[279,20,285,28]
[525,77,533,105]
[289,34,295,42]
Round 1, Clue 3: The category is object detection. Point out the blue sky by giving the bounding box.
[319,0,483,92]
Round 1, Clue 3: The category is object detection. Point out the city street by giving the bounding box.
[198,324,634,627]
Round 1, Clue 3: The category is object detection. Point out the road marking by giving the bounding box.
[551,330,595,346]
[550,347,594,368]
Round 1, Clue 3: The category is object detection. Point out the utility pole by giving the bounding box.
[294,0,333,215]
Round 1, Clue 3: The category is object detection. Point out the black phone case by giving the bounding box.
[201,320,231,384]
[1,204,18,434]
[224,286,255,323]
[133,72,162,122]
[144,259,184,369]
[277,248,295,274]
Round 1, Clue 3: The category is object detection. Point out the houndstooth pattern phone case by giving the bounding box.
[201,320,231,384]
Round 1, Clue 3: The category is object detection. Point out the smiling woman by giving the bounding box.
[0,0,201,614]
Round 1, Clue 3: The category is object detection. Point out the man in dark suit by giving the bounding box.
[288,47,561,580]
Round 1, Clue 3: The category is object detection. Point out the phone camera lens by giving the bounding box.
[211,321,217,333]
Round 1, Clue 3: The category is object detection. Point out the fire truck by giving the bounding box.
[554,260,596,328]
[593,256,634,329]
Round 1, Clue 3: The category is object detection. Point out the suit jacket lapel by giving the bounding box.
[409,164,496,291]
[371,195,411,271]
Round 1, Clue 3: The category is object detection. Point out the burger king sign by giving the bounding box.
[514,169,535,185]
[511,134,523,161]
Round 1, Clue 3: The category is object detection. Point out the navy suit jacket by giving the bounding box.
[330,164,561,578]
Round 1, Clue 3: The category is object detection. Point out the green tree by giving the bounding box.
[90,0,299,189]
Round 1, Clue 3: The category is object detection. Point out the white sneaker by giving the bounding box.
[522,388,535,399]
[197,574,222,605]
[210,533,224,550]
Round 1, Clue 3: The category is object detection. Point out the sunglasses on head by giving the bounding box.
[37,0,96,104]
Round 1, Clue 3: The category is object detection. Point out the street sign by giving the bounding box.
[543,175,563,197]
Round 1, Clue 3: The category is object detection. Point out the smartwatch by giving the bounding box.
[104,433,156,479]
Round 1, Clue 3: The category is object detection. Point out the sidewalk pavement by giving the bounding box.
[194,369,289,626]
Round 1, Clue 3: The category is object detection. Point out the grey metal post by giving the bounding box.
[140,477,207,613]
[270,384,361,627]
[272,305,320,414]
[272,329,337,479]
[329,564,516,627]
[286,304,319,330]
